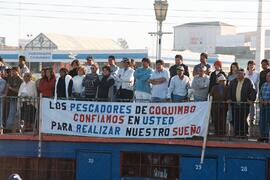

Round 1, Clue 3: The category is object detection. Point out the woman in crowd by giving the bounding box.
[82,63,100,99]
[68,59,80,77]
[55,68,73,99]
[97,65,115,101]
[36,68,46,95]
[38,68,56,97]
[227,62,239,85]
[72,66,86,98]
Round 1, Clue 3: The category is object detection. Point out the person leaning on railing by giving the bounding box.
[72,66,85,98]
[0,70,6,134]
[97,65,115,102]
[149,59,169,103]
[258,72,270,142]
[210,75,228,135]
[191,65,209,102]
[134,57,153,102]
[82,63,100,100]
[18,72,37,131]
[115,58,134,101]
[54,68,73,99]
[6,67,23,132]
[38,68,56,98]
[167,66,190,102]
[227,68,256,137]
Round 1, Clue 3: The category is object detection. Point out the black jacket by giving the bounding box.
[228,78,256,102]
[169,64,189,78]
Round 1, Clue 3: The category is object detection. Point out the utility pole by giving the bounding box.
[255,0,265,71]
[149,0,172,61]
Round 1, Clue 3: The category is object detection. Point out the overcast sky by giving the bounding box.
[0,0,269,51]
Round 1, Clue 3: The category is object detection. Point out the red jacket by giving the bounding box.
[38,78,56,97]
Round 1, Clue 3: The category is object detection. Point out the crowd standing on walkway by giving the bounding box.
[0,55,269,141]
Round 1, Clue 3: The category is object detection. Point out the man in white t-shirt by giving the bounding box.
[167,66,190,102]
[149,60,169,102]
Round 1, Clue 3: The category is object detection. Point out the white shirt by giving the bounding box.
[167,75,190,98]
[116,67,135,91]
[245,71,259,89]
[72,75,85,94]
[150,69,170,99]
[18,80,37,97]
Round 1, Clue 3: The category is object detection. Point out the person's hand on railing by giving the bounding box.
[247,99,253,105]
[260,100,267,106]
[166,98,172,102]
[227,99,232,104]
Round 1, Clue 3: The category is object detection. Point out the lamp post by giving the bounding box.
[153,0,169,60]
[255,0,265,71]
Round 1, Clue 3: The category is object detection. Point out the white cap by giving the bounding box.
[217,75,226,81]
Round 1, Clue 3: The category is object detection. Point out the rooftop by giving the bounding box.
[174,21,235,28]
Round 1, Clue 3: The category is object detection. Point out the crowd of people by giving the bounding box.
[0,54,269,141]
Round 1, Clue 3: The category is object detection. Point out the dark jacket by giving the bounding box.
[56,76,73,98]
[97,75,115,100]
[169,64,189,78]
[228,78,256,102]
[209,70,227,93]
[68,68,79,78]
[210,84,228,102]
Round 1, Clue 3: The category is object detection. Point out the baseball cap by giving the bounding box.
[8,173,22,180]
[217,75,226,81]
[86,55,93,61]
[176,66,184,71]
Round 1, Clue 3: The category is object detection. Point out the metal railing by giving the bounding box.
[0,96,269,143]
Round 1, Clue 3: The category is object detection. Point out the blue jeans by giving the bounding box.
[259,104,270,138]
[194,95,207,102]
[151,97,165,103]
[172,94,187,102]
[6,99,17,130]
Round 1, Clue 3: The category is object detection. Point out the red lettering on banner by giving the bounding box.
[172,125,201,136]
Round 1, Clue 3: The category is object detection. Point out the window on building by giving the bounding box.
[0,157,75,180]
[121,152,179,179]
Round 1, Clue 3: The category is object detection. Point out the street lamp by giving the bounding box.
[154,0,168,60]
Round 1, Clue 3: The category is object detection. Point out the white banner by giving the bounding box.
[41,98,211,138]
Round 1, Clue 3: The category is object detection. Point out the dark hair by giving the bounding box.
[86,55,93,60]
[19,55,26,61]
[0,56,3,63]
[142,57,151,64]
[71,59,80,67]
[229,62,239,76]
[11,67,19,72]
[108,55,115,60]
[156,59,164,65]
[59,67,68,73]
[247,60,255,71]
[102,65,111,72]
[175,54,183,60]
[238,68,245,72]
[45,67,56,80]
[261,59,269,65]
[200,52,208,59]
